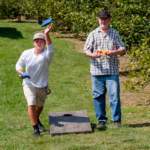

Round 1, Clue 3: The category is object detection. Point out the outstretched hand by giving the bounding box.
[44,25,53,35]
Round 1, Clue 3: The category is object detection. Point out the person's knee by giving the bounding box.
[28,105,37,112]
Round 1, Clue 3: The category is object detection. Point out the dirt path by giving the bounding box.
[55,34,150,106]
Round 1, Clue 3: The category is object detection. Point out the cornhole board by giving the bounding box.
[49,110,92,136]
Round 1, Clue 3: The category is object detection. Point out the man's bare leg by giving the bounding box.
[28,105,40,136]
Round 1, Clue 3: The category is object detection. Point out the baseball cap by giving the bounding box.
[33,32,45,41]
[97,9,111,19]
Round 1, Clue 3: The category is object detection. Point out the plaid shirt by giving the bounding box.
[84,27,125,75]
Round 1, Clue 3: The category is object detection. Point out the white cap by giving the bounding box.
[33,32,45,41]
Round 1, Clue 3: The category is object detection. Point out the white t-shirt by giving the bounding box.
[16,44,53,88]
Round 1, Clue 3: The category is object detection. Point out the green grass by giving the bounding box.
[0,20,150,150]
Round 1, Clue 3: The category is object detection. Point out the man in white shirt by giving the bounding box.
[16,25,53,136]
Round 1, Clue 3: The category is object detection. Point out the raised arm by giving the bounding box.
[44,25,53,46]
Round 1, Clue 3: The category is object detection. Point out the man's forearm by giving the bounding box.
[16,67,24,74]
[85,51,97,58]
[111,48,126,56]
[45,33,52,45]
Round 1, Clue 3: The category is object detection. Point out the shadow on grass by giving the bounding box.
[119,68,141,76]
[11,20,37,23]
[0,27,23,39]
[126,122,150,128]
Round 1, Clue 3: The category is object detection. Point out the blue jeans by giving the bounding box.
[91,75,121,123]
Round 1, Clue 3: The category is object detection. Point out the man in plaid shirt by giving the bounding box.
[84,9,126,129]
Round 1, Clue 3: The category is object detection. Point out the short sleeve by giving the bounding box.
[15,52,26,71]
[83,32,94,52]
[45,44,54,63]
[115,31,125,49]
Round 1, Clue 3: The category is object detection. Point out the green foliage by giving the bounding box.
[0,0,25,18]
[125,37,150,90]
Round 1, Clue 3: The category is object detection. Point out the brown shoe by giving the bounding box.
[97,122,106,130]
[114,121,121,128]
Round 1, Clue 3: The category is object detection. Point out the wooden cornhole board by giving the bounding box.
[49,110,92,135]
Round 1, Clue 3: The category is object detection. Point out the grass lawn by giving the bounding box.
[0,20,150,150]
